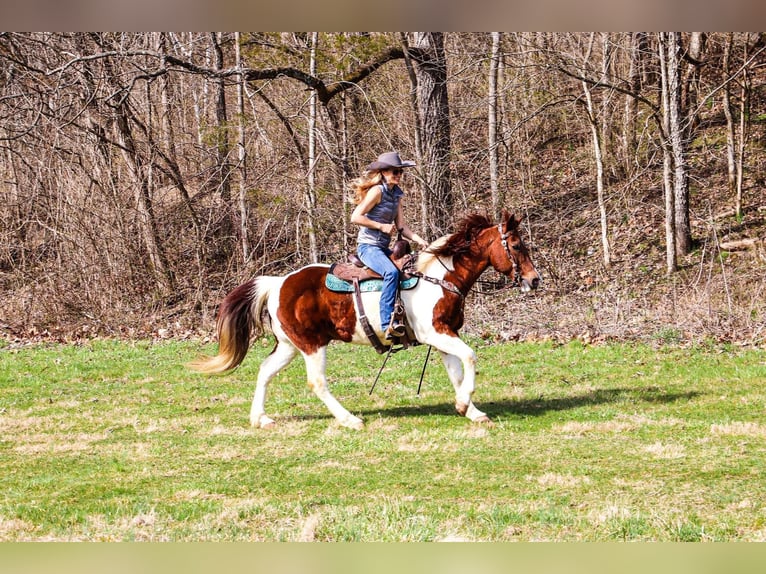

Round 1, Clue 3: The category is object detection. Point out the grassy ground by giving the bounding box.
[0,337,765,541]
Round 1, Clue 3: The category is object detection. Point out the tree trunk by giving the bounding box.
[114,106,175,295]
[211,32,234,249]
[340,91,351,253]
[659,33,678,274]
[399,33,426,232]
[173,32,205,147]
[95,43,175,295]
[235,32,250,263]
[722,33,739,213]
[581,33,611,267]
[682,32,707,141]
[599,32,614,166]
[622,32,642,175]
[413,32,452,238]
[157,33,201,240]
[736,36,752,219]
[305,31,319,263]
[666,32,692,257]
[157,33,176,160]
[488,32,502,220]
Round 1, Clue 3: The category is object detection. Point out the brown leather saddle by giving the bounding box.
[329,238,413,283]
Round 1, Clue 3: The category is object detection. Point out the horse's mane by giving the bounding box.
[416,213,494,272]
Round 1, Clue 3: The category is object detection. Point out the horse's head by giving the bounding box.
[488,210,541,292]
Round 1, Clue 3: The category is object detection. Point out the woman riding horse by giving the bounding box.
[350,151,429,340]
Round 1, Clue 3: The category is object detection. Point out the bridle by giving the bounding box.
[497,223,522,286]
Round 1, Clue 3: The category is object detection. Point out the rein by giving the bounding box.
[402,254,464,299]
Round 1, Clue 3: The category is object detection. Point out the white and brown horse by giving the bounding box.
[192,211,540,429]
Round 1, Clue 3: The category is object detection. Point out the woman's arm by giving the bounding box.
[394,204,428,248]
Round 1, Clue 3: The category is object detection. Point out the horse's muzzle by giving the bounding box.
[520,275,541,293]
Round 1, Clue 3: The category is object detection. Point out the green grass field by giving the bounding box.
[1,337,765,541]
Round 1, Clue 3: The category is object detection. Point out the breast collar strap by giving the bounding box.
[416,273,464,299]
[403,256,464,300]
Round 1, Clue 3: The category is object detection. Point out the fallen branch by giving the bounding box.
[719,237,762,251]
[711,205,766,221]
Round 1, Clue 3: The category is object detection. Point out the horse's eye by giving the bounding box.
[512,244,521,251]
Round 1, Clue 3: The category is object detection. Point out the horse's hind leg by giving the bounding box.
[439,351,491,424]
[250,340,297,428]
[303,346,364,430]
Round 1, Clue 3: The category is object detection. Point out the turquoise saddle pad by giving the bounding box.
[325,273,419,293]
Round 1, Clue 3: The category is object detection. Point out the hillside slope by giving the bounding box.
[465,123,766,347]
[1,122,764,347]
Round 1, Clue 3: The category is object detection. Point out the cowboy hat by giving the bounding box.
[365,151,416,171]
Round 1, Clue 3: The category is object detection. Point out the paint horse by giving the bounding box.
[192,211,540,429]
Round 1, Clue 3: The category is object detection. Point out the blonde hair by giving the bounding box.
[350,170,383,204]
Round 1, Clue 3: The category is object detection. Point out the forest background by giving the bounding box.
[0,32,764,347]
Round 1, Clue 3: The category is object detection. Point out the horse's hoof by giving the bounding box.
[473,415,494,427]
[251,414,276,429]
[341,415,364,430]
[455,402,468,416]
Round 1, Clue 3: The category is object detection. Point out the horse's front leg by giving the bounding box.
[439,351,491,423]
[427,333,490,424]
[302,347,364,430]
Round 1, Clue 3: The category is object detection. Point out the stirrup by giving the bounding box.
[384,323,406,340]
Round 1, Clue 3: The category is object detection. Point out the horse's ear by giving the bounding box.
[506,212,522,230]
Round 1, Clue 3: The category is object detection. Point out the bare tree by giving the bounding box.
[682,32,707,140]
[306,31,319,263]
[667,32,692,257]
[211,32,234,253]
[579,33,611,266]
[659,33,678,273]
[412,32,452,237]
[723,33,763,220]
[399,32,425,227]
[622,32,645,175]
[723,32,739,217]
[94,36,176,295]
[235,32,249,262]
[488,32,502,220]
[735,37,752,219]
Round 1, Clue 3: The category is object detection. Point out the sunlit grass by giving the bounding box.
[1,338,764,540]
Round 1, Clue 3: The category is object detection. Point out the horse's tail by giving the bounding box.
[190,276,282,374]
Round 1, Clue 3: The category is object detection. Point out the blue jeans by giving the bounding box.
[357,243,400,330]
